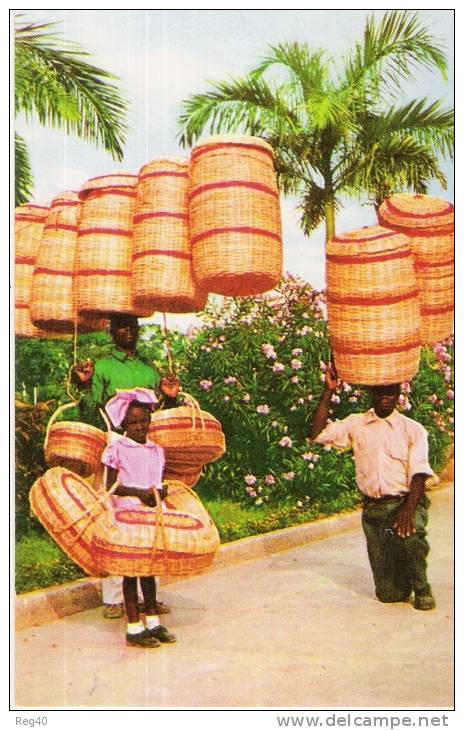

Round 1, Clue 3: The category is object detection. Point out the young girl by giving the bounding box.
[102,387,177,648]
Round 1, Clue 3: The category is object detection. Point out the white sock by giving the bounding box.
[145,615,160,630]
[127,621,144,635]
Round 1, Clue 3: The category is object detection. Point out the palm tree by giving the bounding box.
[177,11,453,242]
[15,16,129,205]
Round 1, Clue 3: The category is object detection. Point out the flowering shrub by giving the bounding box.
[179,274,454,509]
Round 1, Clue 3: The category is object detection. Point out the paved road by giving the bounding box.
[14,487,453,709]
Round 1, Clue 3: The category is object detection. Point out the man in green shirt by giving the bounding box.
[73,312,179,618]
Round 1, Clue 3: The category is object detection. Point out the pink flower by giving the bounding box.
[291,359,302,370]
[279,436,293,448]
[428,394,438,404]
[224,376,238,385]
[331,394,340,404]
[447,390,454,400]
[292,348,303,356]
[199,379,213,391]
[245,486,257,497]
[265,474,276,485]
[320,361,327,372]
[290,376,300,384]
[244,474,257,486]
[342,382,352,393]
[261,343,277,359]
[223,395,231,402]
[257,404,270,415]
[283,471,295,481]
[272,362,285,373]
[302,452,314,461]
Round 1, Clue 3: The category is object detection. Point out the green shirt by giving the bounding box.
[78,347,161,429]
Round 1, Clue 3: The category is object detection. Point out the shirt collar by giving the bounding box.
[110,346,139,362]
[365,408,400,428]
[119,435,158,448]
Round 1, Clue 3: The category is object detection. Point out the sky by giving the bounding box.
[13,8,455,329]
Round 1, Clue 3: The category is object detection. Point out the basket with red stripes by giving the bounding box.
[76,174,152,318]
[189,135,282,296]
[44,403,108,477]
[147,401,226,474]
[133,157,208,313]
[30,191,107,334]
[326,225,421,385]
[378,194,454,345]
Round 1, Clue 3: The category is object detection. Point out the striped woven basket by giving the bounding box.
[30,192,107,334]
[378,194,454,345]
[148,401,226,473]
[189,134,283,296]
[326,225,421,385]
[76,174,152,318]
[163,466,203,488]
[29,467,107,576]
[91,480,220,577]
[15,204,55,338]
[133,157,208,313]
[44,403,108,477]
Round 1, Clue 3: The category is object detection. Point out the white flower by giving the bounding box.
[290,376,299,384]
[292,348,303,356]
[243,393,251,403]
[272,362,285,373]
[255,497,263,506]
[283,471,295,481]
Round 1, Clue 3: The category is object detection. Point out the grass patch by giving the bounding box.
[15,492,362,594]
[15,533,85,594]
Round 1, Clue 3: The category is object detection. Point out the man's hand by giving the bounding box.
[160,373,180,400]
[71,358,94,385]
[139,490,156,508]
[393,504,416,538]
[325,361,338,392]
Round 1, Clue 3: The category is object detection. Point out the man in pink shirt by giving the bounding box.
[310,364,436,610]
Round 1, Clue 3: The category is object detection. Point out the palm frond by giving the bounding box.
[343,10,448,102]
[15,132,34,206]
[15,18,128,160]
[298,183,333,235]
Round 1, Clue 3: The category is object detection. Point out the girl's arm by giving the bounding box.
[105,464,155,505]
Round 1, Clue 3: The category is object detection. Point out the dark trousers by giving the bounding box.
[361,495,431,602]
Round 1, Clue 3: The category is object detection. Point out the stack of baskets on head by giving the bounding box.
[133,157,207,313]
[326,225,421,385]
[189,134,283,296]
[76,174,152,319]
[378,193,454,345]
[30,191,107,334]
[147,403,226,485]
[14,204,62,339]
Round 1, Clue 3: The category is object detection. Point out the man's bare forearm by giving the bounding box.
[309,389,333,439]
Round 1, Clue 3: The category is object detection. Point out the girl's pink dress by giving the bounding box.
[101,435,165,508]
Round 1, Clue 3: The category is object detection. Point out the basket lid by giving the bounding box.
[50,191,80,208]
[379,194,454,229]
[15,204,49,220]
[328,224,410,251]
[139,156,190,178]
[191,134,275,159]
[79,173,137,199]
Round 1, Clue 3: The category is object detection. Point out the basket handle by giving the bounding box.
[178,391,206,431]
[44,401,78,450]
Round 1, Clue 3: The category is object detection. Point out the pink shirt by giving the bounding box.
[315,409,434,498]
[101,435,165,490]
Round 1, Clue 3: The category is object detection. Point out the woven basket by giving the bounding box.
[133,157,208,313]
[378,194,454,344]
[30,192,107,333]
[91,480,220,577]
[189,135,282,296]
[29,467,107,576]
[76,174,152,318]
[44,403,107,477]
[163,466,203,488]
[148,403,226,472]
[326,225,421,385]
[15,205,51,338]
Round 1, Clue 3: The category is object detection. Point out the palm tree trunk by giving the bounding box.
[324,200,336,243]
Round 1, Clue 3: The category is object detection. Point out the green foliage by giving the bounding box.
[178,11,453,240]
[14,15,128,203]
[15,533,85,593]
